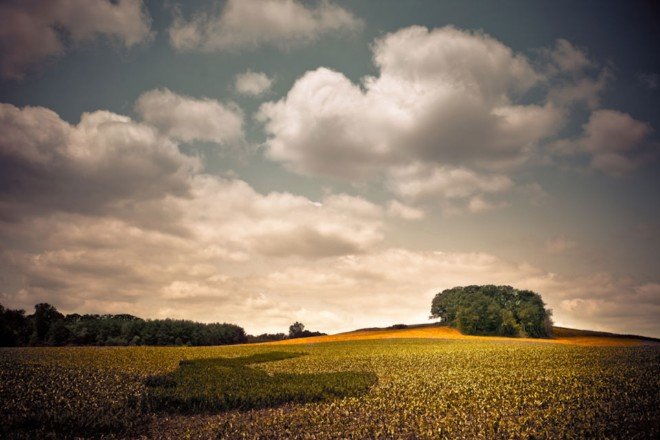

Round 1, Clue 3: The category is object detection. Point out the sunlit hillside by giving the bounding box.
[271,324,659,347]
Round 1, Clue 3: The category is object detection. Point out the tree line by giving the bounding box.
[0,303,327,347]
[430,285,553,337]
[0,303,247,347]
[246,322,326,343]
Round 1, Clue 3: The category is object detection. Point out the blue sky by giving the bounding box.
[1,0,658,336]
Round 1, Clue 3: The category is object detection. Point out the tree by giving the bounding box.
[430,285,553,338]
[287,322,326,339]
[289,322,305,338]
[0,305,30,346]
[46,320,71,346]
[31,303,64,344]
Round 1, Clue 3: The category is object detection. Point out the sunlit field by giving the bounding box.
[2,334,658,439]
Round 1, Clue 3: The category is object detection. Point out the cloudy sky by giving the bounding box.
[1,0,659,337]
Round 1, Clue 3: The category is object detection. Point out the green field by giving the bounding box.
[1,338,659,439]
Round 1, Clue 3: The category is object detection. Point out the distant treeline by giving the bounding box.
[246,322,326,343]
[0,303,327,347]
[430,285,553,338]
[0,303,247,347]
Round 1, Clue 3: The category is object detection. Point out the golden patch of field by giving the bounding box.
[270,325,656,347]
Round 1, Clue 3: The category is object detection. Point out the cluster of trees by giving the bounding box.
[430,285,553,338]
[288,322,326,339]
[244,323,326,343]
[1,303,328,347]
[0,303,247,347]
[246,333,287,343]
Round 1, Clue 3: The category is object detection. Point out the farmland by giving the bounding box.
[1,332,659,439]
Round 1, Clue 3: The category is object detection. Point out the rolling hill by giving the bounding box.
[270,323,660,347]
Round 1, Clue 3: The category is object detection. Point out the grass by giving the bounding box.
[1,335,658,438]
[143,351,377,413]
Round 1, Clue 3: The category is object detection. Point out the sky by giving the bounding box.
[0,0,659,337]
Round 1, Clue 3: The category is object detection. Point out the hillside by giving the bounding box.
[270,323,660,347]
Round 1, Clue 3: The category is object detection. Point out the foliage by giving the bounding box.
[144,352,377,413]
[0,303,247,347]
[32,303,64,343]
[288,321,326,339]
[430,285,553,337]
[1,340,657,439]
[0,305,30,346]
[246,332,287,343]
[289,321,305,337]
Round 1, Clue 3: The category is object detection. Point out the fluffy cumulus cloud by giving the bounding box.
[235,70,273,96]
[581,110,653,175]
[539,40,656,175]
[169,0,362,52]
[551,109,654,176]
[259,26,565,176]
[0,102,198,223]
[0,0,152,79]
[0,101,381,253]
[135,88,244,145]
[258,26,570,212]
[0,101,391,332]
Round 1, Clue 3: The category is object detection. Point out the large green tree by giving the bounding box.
[430,285,553,337]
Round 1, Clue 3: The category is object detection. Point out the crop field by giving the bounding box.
[1,337,659,439]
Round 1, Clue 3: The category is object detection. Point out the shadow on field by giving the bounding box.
[143,352,377,413]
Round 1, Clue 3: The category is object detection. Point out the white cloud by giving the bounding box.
[169,0,361,52]
[180,177,384,259]
[550,109,653,176]
[387,200,425,220]
[539,39,616,112]
[389,164,513,202]
[1,99,385,253]
[235,70,273,96]
[258,26,564,181]
[0,0,152,79]
[545,39,594,73]
[582,110,651,154]
[0,101,381,259]
[0,101,391,332]
[135,88,244,145]
[3,236,658,336]
[548,69,612,109]
[0,102,198,223]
